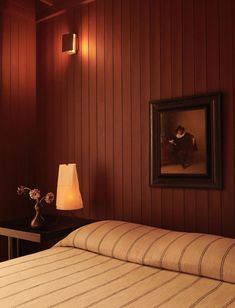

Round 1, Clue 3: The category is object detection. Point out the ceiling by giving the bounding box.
[36,0,95,20]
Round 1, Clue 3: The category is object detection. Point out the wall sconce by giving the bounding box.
[56,163,83,210]
[62,33,78,55]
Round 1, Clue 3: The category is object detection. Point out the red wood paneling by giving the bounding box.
[96,0,105,220]
[182,0,197,232]
[140,0,151,226]
[220,0,234,237]
[112,0,123,220]
[122,0,132,222]
[171,0,184,231]
[130,0,141,223]
[88,1,98,219]
[149,0,162,227]
[194,0,209,233]
[0,0,36,260]
[37,0,235,238]
[81,5,90,218]
[160,0,173,229]
[206,0,222,236]
[104,0,114,219]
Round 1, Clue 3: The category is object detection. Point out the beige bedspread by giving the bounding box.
[0,220,234,307]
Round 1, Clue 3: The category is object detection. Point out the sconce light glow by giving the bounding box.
[62,33,78,55]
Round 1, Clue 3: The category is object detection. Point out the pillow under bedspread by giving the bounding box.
[56,220,235,284]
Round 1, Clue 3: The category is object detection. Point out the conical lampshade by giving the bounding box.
[56,164,83,210]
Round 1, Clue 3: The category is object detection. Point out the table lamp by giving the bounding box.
[56,163,83,210]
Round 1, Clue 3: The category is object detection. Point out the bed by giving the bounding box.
[0,220,235,307]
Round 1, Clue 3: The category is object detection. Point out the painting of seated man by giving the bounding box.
[160,109,207,174]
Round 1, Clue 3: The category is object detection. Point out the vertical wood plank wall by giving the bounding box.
[0,0,36,259]
[37,0,235,238]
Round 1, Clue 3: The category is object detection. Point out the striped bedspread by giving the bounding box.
[0,220,234,307]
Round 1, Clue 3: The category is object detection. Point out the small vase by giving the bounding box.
[31,201,45,229]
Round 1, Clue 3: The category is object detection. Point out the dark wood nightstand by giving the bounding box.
[0,216,93,260]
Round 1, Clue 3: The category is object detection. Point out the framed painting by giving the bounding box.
[150,93,222,189]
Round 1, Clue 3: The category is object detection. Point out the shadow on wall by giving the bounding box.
[0,1,7,10]
[0,11,6,262]
[91,163,111,220]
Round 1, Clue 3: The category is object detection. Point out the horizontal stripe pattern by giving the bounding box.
[0,247,73,270]
[0,220,234,307]
[0,247,234,307]
[57,220,235,283]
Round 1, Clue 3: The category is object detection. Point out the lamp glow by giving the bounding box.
[56,164,83,210]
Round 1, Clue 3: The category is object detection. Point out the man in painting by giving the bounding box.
[169,125,197,168]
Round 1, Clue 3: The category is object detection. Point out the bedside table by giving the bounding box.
[0,216,93,260]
